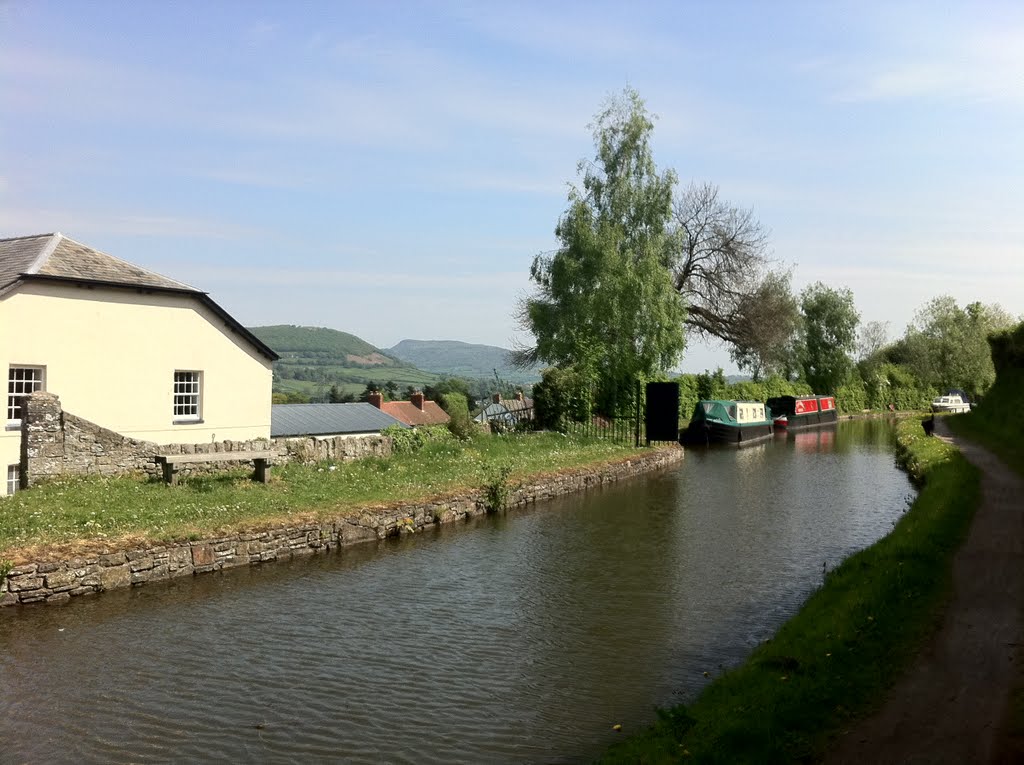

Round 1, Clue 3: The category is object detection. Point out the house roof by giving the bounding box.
[0,233,278,361]
[271,403,409,438]
[381,399,451,427]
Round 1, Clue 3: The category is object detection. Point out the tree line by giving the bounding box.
[517,88,1019,417]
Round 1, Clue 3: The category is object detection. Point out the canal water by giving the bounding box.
[0,420,911,764]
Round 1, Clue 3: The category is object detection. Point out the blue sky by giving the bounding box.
[3,1,1022,372]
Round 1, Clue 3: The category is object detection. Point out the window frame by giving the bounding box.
[172,370,203,424]
[7,365,46,426]
[6,464,19,496]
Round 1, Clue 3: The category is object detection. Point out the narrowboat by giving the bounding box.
[766,395,838,430]
[681,399,773,446]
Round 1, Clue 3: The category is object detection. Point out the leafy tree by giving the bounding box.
[383,380,399,400]
[425,378,473,408]
[358,383,379,403]
[672,182,799,376]
[861,362,932,410]
[798,283,860,393]
[441,392,476,440]
[328,384,355,403]
[517,88,686,409]
[272,391,311,404]
[695,368,727,401]
[894,296,1016,400]
[726,270,801,380]
[532,365,593,430]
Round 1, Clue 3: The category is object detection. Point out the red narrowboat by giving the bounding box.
[766,395,838,430]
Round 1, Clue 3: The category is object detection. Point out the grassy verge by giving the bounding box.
[602,417,980,764]
[0,433,637,561]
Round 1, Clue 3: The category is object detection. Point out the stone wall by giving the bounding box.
[0,446,684,607]
[18,392,391,487]
[277,434,392,464]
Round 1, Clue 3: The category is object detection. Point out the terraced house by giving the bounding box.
[0,233,278,495]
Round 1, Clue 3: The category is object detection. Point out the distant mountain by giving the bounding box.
[248,325,440,400]
[250,325,403,366]
[388,339,543,384]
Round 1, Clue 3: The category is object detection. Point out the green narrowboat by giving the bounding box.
[681,399,773,446]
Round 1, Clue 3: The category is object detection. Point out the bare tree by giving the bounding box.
[672,181,798,376]
[857,320,891,362]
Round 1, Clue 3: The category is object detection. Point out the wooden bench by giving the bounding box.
[154,450,277,485]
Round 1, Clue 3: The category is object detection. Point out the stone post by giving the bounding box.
[21,392,66,488]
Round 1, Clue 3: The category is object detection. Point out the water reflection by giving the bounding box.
[0,421,911,764]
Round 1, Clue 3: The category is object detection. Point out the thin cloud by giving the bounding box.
[0,208,264,242]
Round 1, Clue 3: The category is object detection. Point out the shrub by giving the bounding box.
[482,463,513,513]
[533,366,592,430]
[383,424,454,454]
[441,392,477,440]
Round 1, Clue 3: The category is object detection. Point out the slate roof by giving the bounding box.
[381,400,451,427]
[0,233,196,293]
[271,403,409,438]
[0,232,278,361]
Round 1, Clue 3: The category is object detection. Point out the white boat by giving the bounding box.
[931,394,971,413]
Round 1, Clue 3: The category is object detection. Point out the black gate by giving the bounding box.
[645,381,680,443]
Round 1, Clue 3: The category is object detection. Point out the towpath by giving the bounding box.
[826,418,1024,764]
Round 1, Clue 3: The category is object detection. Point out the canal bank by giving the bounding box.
[0,444,683,607]
[602,416,983,764]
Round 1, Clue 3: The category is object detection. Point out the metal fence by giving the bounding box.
[561,414,644,445]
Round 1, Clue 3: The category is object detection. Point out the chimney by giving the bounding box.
[492,392,502,404]
[411,391,425,411]
[368,391,383,409]
[514,391,524,402]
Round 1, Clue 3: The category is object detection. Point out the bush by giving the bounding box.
[835,377,867,413]
[441,392,477,441]
[533,366,592,430]
[383,424,454,454]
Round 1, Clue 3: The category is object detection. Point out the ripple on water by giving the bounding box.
[0,421,911,763]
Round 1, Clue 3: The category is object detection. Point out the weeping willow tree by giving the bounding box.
[516,89,686,413]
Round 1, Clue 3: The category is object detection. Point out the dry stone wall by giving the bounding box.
[0,446,683,608]
[18,392,391,488]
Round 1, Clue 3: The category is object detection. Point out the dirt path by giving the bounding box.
[826,419,1024,764]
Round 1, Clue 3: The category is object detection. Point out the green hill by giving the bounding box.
[248,325,440,401]
[388,339,543,384]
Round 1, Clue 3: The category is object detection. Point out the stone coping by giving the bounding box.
[1,446,684,608]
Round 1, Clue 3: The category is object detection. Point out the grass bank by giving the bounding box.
[602,417,980,764]
[0,433,637,561]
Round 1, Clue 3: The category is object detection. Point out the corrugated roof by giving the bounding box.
[271,403,409,438]
[0,232,279,361]
[380,400,451,427]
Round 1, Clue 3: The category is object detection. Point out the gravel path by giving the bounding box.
[826,418,1024,764]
